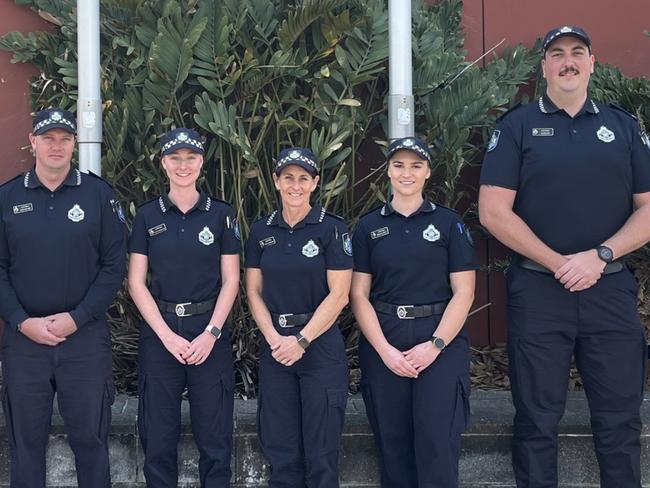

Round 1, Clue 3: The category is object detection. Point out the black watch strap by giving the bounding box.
[596,245,614,263]
[296,332,310,350]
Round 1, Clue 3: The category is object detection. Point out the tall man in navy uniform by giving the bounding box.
[480,27,650,487]
[0,108,126,487]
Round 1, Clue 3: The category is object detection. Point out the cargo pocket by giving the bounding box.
[324,388,348,452]
[137,374,148,447]
[99,379,115,440]
[2,387,16,448]
[219,371,235,438]
[450,376,470,437]
[256,387,265,451]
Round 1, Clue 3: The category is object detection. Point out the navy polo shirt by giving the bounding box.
[129,193,241,303]
[0,167,127,329]
[352,199,477,305]
[481,95,650,254]
[244,203,353,315]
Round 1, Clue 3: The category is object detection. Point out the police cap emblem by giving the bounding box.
[423,224,440,242]
[51,111,62,121]
[403,138,414,147]
[302,239,319,257]
[198,226,214,246]
[67,204,85,223]
[178,132,188,141]
[289,150,301,159]
[596,126,615,143]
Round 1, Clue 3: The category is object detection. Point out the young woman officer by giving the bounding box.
[128,128,241,487]
[245,148,353,487]
[350,137,477,487]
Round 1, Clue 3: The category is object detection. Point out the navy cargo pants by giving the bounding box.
[360,312,470,488]
[2,320,114,488]
[138,312,234,488]
[507,265,646,488]
[257,326,348,488]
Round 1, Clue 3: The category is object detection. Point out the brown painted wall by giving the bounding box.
[0,4,50,182]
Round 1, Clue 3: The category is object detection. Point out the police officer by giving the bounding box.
[244,147,352,487]
[128,128,240,487]
[480,26,650,487]
[350,137,477,487]
[0,108,126,487]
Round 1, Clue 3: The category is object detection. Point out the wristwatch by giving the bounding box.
[430,335,446,351]
[295,332,310,350]
[596,245,614,263]
[205,324,222,340]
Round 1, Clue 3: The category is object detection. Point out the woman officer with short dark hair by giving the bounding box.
[351,137,477,487]
[128,128,240,487]
[245,147,353,487]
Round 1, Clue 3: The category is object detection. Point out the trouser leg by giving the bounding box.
[2,328,55,488]
[187,330,234,487]
[258,342,305,488]
[138,333,186,488]
[577,271,646,488]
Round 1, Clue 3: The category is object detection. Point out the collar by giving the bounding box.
[538,94,599,115]
[380,197,436,217]
[158,192,211,213]
[24,167,81,189]
[266,203,325,229]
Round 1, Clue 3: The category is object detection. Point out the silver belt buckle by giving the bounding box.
[278,313,294,328]
[175,302,192,317]
[396,305,415,319]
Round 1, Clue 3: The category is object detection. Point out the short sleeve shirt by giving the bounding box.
[352,199,477,305]
[129,193,241,303]
[244,203,353,315]
[481,95,650,254]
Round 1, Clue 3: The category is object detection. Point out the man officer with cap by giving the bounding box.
[0,108,126,487]
[480,26,650,486]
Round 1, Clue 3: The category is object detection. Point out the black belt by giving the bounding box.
[271,312,314,328]
[518,258,624,275]
[372,300,447,319]
[156,299,216,317]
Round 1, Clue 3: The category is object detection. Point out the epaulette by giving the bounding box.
[0,172,25,190]
[359,204,384,219]
[496,103,522,122]
[85,170,115,189]
[609,103,638,121]
[324,211,345,222]
[136,196,161,210]
[430,201,459,214]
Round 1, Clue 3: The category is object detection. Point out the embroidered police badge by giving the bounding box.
[198,226,214,246]
[422,224,440,242]
[487,130,500,152]
[302,239,319,257]
[110,199,126,224]
[596,126,615,143]
[458,222,474,246]
[342,233,353,256]
[641,131,650,151]
[67,204,85,223]
[233,218,241,240]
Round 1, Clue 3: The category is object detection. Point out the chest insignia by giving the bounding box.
[422,224,441,242]
[596,126,615,143]
[532,128,554,137]
[12,203,33,215]
[370,227,389,239]
[640,131,650,151]
[198,226,214,246]
[487,130,500,152]
[148,223,167,237]
[67,204,85,223]
[342,233,353,257]
[259,236,276,248]
[302,239,319,258]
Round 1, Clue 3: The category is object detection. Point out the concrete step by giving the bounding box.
[0,391,648,486]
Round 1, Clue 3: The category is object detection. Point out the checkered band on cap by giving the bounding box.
[33,112,76,134]
[161,132,204,153]
[389,138,431,161]
[276,152,317,170]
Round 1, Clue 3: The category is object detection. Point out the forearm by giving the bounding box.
[602,202,650,259]
[300,290,349,342]
[128,282,174,341]
[248,292,280,346]
[350,295,391,354]
[207,278,239,330]
[431,288,475,345]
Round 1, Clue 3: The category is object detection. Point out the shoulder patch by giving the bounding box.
[0,173,25,190]
[608,103,638,121]
[496,102,522,122]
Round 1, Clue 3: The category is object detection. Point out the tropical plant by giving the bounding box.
[1,0,539,395]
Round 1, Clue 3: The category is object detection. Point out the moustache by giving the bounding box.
[560,67,579,76]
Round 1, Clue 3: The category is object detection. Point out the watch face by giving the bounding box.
[433,337,446,350]
[598,246,613,262]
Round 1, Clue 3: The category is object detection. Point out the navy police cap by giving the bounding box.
[160,128,204,156]
[386,137,432,164]
[274,147,319,176]
[32,108,76,136]
[542,26,591,54]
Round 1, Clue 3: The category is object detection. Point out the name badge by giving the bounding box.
[148,224,167,237]
[532,128,554,137]
[13,203,33,214]
[370,227,389,239]
[259,236,276,248]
